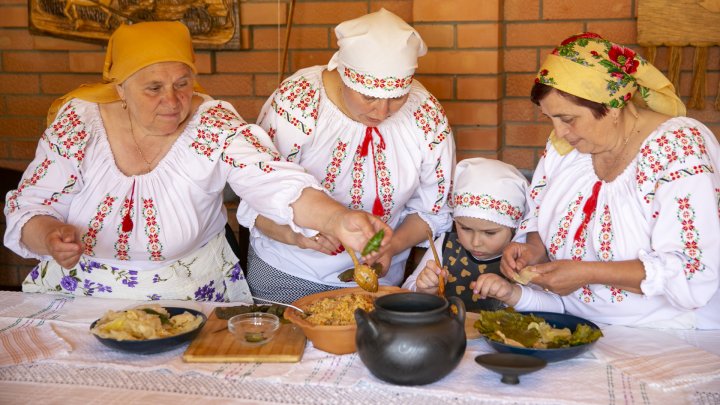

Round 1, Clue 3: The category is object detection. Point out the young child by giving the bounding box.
[402,158,529,311]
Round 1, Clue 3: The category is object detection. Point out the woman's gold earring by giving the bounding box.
[121,100,127,110]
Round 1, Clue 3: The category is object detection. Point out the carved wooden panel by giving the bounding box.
[28,0,241,49]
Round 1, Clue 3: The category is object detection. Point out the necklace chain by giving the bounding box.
[594,110,641,181]
[613,111,640,166]
[128,111,161,173]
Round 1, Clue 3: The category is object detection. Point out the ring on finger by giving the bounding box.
[314,235,320,242]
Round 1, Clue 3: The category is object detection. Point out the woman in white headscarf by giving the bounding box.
[237,9,456,303]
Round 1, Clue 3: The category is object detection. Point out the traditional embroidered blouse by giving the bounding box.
[237,65,455,287]
[4,96,319,278]
[516,117,720,329]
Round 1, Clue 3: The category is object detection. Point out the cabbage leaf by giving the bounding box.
[473,308,602,349]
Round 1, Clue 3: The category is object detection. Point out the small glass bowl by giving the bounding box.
[228,312,280,346]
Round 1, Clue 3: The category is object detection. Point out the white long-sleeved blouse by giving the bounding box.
[515,117,720,329]
[4,96,319,271]
[237,66,455,287]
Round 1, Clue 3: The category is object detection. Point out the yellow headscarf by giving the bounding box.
[536,33,686,154]
[46,21,205,126]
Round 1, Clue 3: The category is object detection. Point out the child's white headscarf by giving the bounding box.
[451,158,529,228]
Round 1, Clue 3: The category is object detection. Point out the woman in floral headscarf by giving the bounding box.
[4,21,389,302]
[237,9,455,303]
[475,33,720,329]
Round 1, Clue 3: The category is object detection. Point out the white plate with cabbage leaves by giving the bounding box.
[90,305,207,354]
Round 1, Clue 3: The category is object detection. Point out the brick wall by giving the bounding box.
[1,0,719,168]
[0,167,32,289]
[1,0,719,287]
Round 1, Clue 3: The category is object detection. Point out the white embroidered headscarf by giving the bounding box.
[327,8,427,99]
[450,158,529,228]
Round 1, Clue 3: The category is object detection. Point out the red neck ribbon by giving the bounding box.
[360,127,386,217]
[573,180,602,243]
[121,179,135,233]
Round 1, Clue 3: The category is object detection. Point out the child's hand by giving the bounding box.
[416,260,445,294]
[470,273,521,306]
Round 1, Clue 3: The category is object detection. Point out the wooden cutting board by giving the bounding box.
[182,309,306,363]
[465,311,481,339]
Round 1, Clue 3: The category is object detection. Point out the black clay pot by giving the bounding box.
[354,292,466,385]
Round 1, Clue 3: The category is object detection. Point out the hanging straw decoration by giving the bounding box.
[666,46,682,96]
[687,46,708,109]
[643,46,657,65]
[637,0,720,111]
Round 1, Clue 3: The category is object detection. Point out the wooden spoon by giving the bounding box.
[346,246,379,293]
[427,230,446,297]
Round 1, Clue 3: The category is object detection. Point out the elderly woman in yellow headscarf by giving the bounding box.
[3,21,389,302]
[472,33,720,329]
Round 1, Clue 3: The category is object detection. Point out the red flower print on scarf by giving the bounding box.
[560,32,602,46]
[608,44,639,74]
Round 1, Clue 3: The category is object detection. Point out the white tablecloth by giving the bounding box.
[1,291,719,404]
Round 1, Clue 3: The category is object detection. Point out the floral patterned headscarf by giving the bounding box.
[537,33,685,115]
[536,32,685,154]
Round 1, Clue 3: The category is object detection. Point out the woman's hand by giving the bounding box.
[328,210,393,263]
[470,273,521,306]
[44,224,83,269]
[294,232,344,256]
[21,216,83,269]
[529,260,591,296]
[500,241,544,279]
[362,213,429,276]
[291,189,392,260]
[500,233,548,280]
[369,249,393,277]
[416,260,445,294]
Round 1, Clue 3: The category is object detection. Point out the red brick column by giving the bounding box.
[414,0,502,162]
